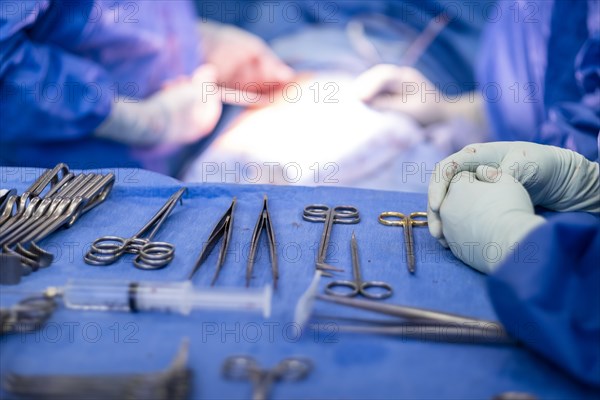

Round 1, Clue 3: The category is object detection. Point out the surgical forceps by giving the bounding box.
[84,187,186,270]
[222,356,313,400]
[2,172,115,271]
[303,204,360,276]
[0,189,16,215]
[247,195,278,288]
[325,232,392,300]
[1,174,105,246]
[0,163,70,227]
[188,198,236,285]
[379,211,427,273]
[9,175,113,262]
[295,272,513,344]
[316,294,514,344]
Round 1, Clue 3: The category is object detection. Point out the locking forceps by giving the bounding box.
[379,211,427,273]
[0,163,70,228]
[247,195,278,288]
[84,187,186,270]
[303,204,360,276]
[222,356,312,400]
[188,198,236,285]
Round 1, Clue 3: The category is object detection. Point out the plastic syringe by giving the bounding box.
[45,279,272,318]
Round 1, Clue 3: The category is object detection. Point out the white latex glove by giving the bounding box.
[440,171,545,273]
[428,142,600,246]
[353,64,486,128]
[198,21,294,93]
[95,66,222,146]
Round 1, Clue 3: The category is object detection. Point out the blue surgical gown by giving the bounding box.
[478,0,600,161]
[482,0,600,387]
[0,1,201,171]
[489,212,600,387]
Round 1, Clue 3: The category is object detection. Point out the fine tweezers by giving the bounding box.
[188,198,236,285]
[247,195,278,289]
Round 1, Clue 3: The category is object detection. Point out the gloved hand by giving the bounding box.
[95,65,222,146]
[428,142,600,246]
[199,21,294,93]
[440,170,545,273]
[353,64,486,128]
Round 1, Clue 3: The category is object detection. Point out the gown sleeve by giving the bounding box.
[0,1,112,143]
[488,211,600,387]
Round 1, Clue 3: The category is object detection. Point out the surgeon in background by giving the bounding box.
[354,1,599,161]
[357,0,600,387]
[0,1,293,172]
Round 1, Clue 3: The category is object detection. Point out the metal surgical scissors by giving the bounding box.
[303,204,360,276]
[379,211,427,273]
[325,232,393,300]
[84,187,186,270]
[222,356,313,400]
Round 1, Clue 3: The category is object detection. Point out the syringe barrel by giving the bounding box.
[62,279,272,317]
[63,279,134,312]
[186,285,272,318]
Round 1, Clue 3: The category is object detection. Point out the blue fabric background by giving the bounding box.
[0,167,597,399]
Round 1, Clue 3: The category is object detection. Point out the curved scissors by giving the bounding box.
[85,187,186,270]
[379,211,427,273]
[222,355,312,400]
[303,204,360,276]
[325,232,392,300]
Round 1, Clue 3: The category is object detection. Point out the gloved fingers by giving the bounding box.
[272,62,295,83]
[214,52,293,95]
[445,171,477,193]
[427,201,448,248]
[476,156,539,189]
[431,171,478,248]
[427,200,442,239]
[477,167,517,189]
[256,48,294,84]
[247,52,294,94]
[161,75,192,90]
[153,67,223,144]
[192,64,218,85]
[203,21,294,93]
[365,94,406,112]
[438,170,477,249]
[439,169,543,274]
[156,65,218,95]
[475,165,502,182]
[438,236,449,248]
[190,65,223,139]
[353,64,406,103]
[494,144,545,189]
[189,96,222,141]
[163,94,221,145]
[428,142,510,213]
[354,65,435,105]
